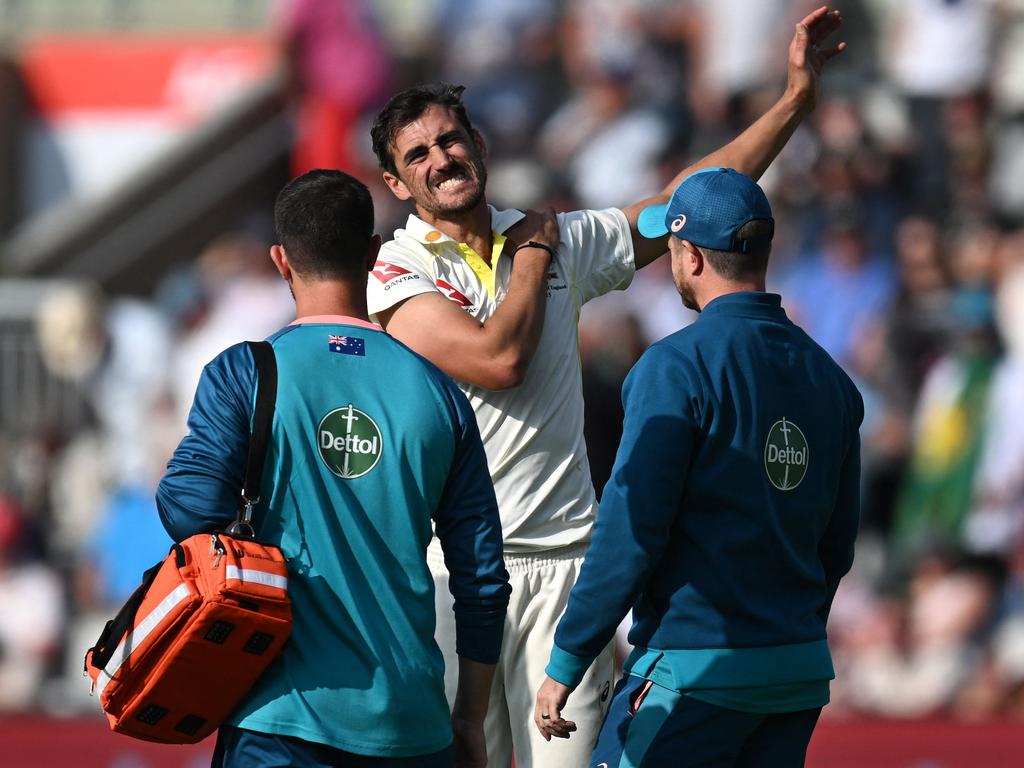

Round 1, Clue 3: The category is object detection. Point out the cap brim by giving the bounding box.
[637,203,670,239]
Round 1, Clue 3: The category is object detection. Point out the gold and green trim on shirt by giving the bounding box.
[452,232,508,299]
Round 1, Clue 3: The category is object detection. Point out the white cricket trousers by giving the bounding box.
[429,540,616,768]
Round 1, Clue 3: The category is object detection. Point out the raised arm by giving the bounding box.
[624,6,846,269]
[377,209,559,390]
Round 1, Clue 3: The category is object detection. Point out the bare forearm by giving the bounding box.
[376,248,551,389]
[477,247,551,385]
[625,7,845,270]
[379,203,561,390]
[686,5,845,184]
[670,90,804,191]
[626,92,805,270]
[452,656,497,727]
[451,657,495,767]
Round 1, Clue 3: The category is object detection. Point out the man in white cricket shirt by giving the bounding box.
[365,9,846,766]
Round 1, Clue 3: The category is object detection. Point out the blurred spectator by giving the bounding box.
[839,550,1002,716]
[74,457,174,613]
[886,216,955,404]
[559,0,690,98]
[686,0,793,134]
[433,0,560,156]
[989,1,1024,224]
[539,61,673,208]
[965,260,1024,554]
[168,233,293,424]
[55,415,176,715]
[884,0,995,218]
[782,201,896,370]
[35,284,171,490]
[0,496,63,712]
[276,0,392,175]
[809,101,904,253]
[892,286,999,558]
[853,217,952,533]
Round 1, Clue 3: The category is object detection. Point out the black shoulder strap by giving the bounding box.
[244,340,278,503]
[228,341,277,537]
[86,557,166,674]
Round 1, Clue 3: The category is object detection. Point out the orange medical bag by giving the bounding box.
[84,341,290,744]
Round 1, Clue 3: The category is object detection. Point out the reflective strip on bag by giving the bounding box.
[97,583,191,699]
[225,565,288,591]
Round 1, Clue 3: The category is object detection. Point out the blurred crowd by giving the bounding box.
[2,0,1024,723]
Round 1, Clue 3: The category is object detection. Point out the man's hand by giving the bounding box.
[534,676,577,742]
[451,715,488,768]
[506,207,560,256]
[786,6,846,117]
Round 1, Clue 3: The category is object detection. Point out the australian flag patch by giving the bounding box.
[328,334,365,356]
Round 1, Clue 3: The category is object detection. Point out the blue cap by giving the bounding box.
[637,167,774,253]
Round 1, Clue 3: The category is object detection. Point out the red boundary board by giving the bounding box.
[1,716,1023,767]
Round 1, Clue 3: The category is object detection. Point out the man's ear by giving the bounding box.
[382,171,412,201]
[472,129,487,161]
[270,244,292,282]
[366,234,382,270]
[682,240,704,276]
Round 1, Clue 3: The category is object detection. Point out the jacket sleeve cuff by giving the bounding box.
[545,644,595,688]
[455,617,505,665]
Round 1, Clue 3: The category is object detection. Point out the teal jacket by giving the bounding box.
[158,319,510,756]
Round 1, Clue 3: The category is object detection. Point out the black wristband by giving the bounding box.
[512,240,556,259]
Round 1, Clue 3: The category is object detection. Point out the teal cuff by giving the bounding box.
[545,645,595,688]
[624,640,834,690]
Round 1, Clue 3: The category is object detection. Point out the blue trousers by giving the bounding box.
[591,675,821,768]
[212,725,455,768]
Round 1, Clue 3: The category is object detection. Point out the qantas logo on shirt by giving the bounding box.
[371,262,411,283]
[372,262,423,291]
[436,279,474,309]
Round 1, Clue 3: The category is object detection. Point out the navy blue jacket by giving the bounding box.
[548,292,862,695]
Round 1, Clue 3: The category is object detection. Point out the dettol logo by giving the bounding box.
[764,417,808,491]
[317,405,383,479]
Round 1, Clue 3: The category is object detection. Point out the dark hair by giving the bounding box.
[274,170,374,280]
[700,220,773,279]
[370,83,477,175]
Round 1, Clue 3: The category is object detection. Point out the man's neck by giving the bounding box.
[292,280,370,322]
[416,200,495,264]
[695,278,766,311]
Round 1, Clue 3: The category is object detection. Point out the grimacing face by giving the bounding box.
[385,103,488,218]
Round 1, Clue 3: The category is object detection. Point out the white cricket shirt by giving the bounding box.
[367,205,635,552]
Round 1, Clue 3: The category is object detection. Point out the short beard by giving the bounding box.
[417,160,488,217]
[679,281,699,311]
